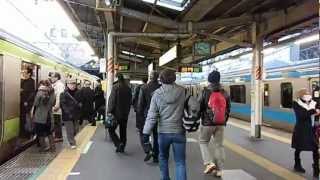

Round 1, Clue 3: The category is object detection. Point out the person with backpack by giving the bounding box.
[107,73,132,153]
[143,69,187,180]
[30,80,56,152]
[198,70,231,177]
[60,78,81,149]
[137,71,161,163]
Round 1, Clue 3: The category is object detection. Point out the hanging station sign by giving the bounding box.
[159,45,179,66]
[193,42,211,56]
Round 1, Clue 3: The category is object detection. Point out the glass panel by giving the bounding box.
[142,0,190,11]
[230,85,246,104]
[264,84,269,106]
[281,82,293,108]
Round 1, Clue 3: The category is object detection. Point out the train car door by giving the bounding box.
[20,61,39,141]
[0,54,4,144]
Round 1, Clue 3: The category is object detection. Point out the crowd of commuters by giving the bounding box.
[20,66,319,179]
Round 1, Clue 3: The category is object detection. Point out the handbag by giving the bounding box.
[104,113,118,129]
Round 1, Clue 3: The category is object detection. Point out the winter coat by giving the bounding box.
[33,86,55,124]
[78,87,95,118]
[21,78,35,112]
[107,81,132,120]
[291,99,318,151]
[198,83,231,126]
[132,84,143,112]
[94,85,105,110]
[143,83,185,135]
[60,89,81,121]
[136,81,161,130]
[52,80,65,115]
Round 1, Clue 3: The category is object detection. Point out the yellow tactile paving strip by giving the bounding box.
[224,139,305,180]
[37,125,97,180]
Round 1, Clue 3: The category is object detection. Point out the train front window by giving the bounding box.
[230,85,246,103]
[280,82,293,108]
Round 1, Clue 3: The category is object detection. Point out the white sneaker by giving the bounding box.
[204,163,216,174]
[71,145,77,149]
[215,170,223,178]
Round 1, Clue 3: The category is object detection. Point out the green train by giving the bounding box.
[0,29,98,163]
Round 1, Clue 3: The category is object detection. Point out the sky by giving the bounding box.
[0,0,95,66]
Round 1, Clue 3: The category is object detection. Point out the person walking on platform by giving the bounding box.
[291,88,320,178]
[143,69,187,180]
[198,70,231,178]
[94,80,105,121]
[132,77,148,129]
[107,73,132,153]
[137,72,161,163]
[49,72,65,142]
[60,78,81,149]
[20,68,35,138]
[31,80,56,152]
[79,80,95,126]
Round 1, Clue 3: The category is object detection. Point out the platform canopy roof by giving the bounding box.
[59,0,318,65]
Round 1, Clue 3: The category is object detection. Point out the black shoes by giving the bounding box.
[313,164,319,178]
[294,163,306,173]
[144,152,153,162]
[116,143,125,153]
[153,156,159,163]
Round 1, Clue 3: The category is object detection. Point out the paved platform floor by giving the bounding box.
[66,112,315,180]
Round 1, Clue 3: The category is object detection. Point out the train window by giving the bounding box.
[264,84,269,106]
[280,82,293,108]
[312,81,320,98]
[230,85,246,103]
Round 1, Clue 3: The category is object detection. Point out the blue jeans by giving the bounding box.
[158,133,187,180]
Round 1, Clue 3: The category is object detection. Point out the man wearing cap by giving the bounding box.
[143,69,187,180]
[137,71,161,163]
[198,70,231,177]
[60,78,81,149]
[107,73,132,153]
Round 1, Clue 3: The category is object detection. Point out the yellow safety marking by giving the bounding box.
[37,125,97,180]
[224,139,305,180]
[228,121,291,144]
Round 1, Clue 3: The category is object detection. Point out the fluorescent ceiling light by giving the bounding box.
[294,34,319,45]
[159,45,178,66]
[130,80,143,84]
[142,0,189,11]
[278,33,301,42]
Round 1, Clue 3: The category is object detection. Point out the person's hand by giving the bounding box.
[53,106,59,112]
[142,134,152,153]
[316,109,320,116]
[24,102,28,107]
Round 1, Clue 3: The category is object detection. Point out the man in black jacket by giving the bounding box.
[20,68,35,138]
[107,73,132,153]
[137,71,161,162]
[132,77,148,129]
[198,70,231,177]
[60,78,81,149]
[79,80,95,126]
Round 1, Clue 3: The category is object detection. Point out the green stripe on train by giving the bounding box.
[3,118,19,142]
[0,39,83,77]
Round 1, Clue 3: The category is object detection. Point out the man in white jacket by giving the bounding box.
[50,72,65,142]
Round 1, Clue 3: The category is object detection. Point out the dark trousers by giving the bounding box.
[53,114,63,139]
[109,119,128,148]
[295,149,319,166]
[139,126,159,158]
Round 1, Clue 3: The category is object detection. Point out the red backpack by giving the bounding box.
[208,92,227,125]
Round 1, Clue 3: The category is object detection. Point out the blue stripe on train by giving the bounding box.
[230,103,296,124]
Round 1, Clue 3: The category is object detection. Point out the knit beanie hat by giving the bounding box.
[160,69,176,84]
[208,70,220,84]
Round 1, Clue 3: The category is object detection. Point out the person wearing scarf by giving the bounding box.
[292,88,320,178]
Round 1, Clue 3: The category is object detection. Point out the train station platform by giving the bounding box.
[0,111,316,180]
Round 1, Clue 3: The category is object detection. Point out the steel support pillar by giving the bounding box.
[250,22,263,139]
[106,33,114,106]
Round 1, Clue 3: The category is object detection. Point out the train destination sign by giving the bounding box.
[178,66,202,73]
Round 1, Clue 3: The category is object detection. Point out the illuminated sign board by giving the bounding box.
[159,45,178,66]
[193,42,211,56]
[115,63,130,71]
[178,65,202,73]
